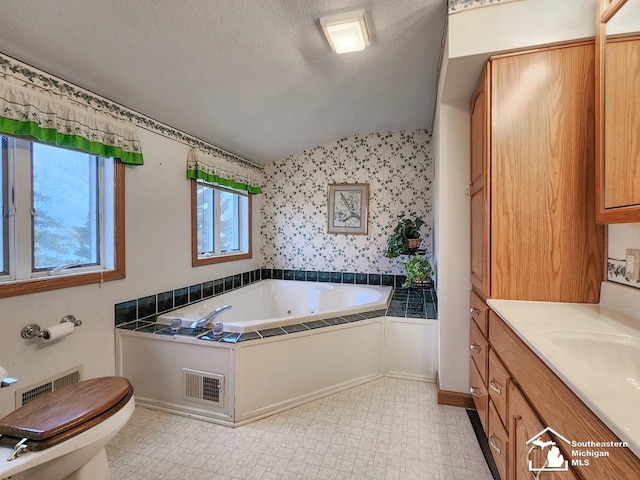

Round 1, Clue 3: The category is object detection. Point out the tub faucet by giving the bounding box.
[190,304,232,330]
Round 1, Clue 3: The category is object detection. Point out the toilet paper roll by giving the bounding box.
[40,321,75,341]
[0,366,8,380]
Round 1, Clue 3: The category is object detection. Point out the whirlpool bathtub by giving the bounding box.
[118,278,437,427]
[157,279,392,333]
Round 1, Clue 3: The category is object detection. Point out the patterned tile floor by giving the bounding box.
[106,378,491,480]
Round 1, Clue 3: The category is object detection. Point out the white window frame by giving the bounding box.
[191,180,252,266]
[0,135,125,297]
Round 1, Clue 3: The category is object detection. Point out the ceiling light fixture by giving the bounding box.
[319,9,371,54]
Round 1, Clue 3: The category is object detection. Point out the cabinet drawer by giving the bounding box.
[470,290,488,334]
[469,359,488,433]
[470,320,489,382]
[488,399,508,480]
[488,348,510,425]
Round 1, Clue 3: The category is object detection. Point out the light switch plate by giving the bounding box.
[625,248,640,281]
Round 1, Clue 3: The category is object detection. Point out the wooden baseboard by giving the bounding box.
[435,372,475,409]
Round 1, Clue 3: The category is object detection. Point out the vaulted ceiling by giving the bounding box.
[0,0,446,164]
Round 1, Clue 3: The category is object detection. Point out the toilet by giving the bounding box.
[0,376,134,480]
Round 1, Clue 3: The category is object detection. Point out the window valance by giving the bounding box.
[0,77,143,165]
[187,148,262,194]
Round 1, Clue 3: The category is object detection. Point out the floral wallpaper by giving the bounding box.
[449,0,524,14]
[261,130,433,275]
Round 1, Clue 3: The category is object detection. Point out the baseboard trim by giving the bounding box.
[435,372,475,409]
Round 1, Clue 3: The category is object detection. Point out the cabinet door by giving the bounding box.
[470,66,490,298]
[509,383,580,480]
[488,400,509,480]
[470,290,489,335]
[490,44,604,303]
[470,320,489,382]
[470,358,489,433]
[603,37,640,212]
[488,349,510,424]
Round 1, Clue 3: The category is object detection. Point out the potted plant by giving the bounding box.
[384,215,425,258]
[402,254,434,288]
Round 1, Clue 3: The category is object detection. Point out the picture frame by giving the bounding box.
[327,183,369,235]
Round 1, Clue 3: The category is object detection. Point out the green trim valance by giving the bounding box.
[0,78,143,165]
[187,148,262,194]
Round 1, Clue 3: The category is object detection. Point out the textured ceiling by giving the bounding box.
[0,0,446,164]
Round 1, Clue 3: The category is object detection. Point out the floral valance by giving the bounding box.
[0,77,143,165]
[187,147,262,194]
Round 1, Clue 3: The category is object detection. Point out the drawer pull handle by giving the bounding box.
[489,435,502,454]
[470,308,481,316]
[489,379,502,395]
[470,344,481,353]
[470,387,481,398]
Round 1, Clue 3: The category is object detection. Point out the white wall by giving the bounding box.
[609,224,640,261]
[0,127,262,417]
[435,0,611,394]
[433,96,472,393]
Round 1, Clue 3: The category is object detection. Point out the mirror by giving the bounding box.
[596,0,640,223]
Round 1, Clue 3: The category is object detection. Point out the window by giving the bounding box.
[191,180,251,266]
[0,135,125,297]
[1,137,8,276]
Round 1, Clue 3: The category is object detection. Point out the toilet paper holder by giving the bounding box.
[21,315,82,339]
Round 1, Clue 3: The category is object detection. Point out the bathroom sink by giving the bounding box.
[545,330,640,388]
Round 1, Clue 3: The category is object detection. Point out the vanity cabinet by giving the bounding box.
[469,42,605,303]
[486,310,640,480]
[469,308,638,479]
[469,290,490,432]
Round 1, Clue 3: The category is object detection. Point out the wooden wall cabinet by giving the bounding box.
[601,36,640,214]
[470,42,605,303]
[467,40,620,479]
[470,69,490,299]
[595,0,640,223]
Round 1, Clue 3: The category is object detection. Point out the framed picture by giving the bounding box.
[327,183,369,235]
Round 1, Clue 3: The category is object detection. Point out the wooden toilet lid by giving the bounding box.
[0,376,133,450]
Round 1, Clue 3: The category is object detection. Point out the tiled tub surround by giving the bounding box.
[114,267,425,329]
[261,267,409,288]
[114,268,263,326]
[116,284,436,342]
[261,130,434,276]
[116,281,438,426]
[387,288,437,319]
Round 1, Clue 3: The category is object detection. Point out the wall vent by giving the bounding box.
[15,366,83,408]
[182,368,224,407]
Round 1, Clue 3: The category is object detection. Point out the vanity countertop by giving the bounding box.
[487,299,640,457]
